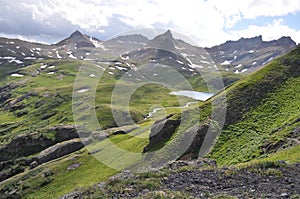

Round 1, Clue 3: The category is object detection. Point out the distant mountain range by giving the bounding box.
[206,35,296,73]
[0,30,296,79]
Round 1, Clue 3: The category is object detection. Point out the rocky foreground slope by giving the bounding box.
[61,159,300,199]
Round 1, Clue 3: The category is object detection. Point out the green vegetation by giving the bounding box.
[0,151,117,199]
[0,44,299,198]
[0,58,204,197]
[208,46,300,165]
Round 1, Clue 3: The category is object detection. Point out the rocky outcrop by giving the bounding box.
[36,139,84,165]
[143,117,180,152]
[0,125,80,161]
[143,116,213,160]
[49,125,82,141]
[0,133,54,161]
[179,124,209,160]
[0,85,13,104]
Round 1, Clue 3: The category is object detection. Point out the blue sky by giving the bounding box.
[0,0,299,47]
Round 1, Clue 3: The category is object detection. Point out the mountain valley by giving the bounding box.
[0,30,299,198]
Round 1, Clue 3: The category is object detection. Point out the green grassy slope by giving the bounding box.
[208,45,300,165]
[49,45,300,199]
[0,58,202,198]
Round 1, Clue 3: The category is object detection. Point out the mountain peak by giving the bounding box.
[278,36,295,43]
[270,36,296,48]
[148,30,176,51]
[70,30,83,37]
[56,30,95,48]
[162,30,173,38]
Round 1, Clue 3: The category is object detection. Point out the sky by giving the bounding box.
[0,0,300,47]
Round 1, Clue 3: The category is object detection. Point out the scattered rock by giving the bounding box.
[67,162,82,171]
[29,161,38,169]
[59,191,83,199]
[77,159,300,198]
[166,158,217,170]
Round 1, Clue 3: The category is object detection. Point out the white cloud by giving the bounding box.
[23,0,113,31]
[229,18,300,44]
[17,0,227,45]
[1,0,300,46]
[208,0,300,26]
[245,0,300,18]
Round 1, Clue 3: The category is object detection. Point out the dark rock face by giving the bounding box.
[0,133,54,161]
[143,117,213,161]
[50,125,80,141]
[179,124,209,160]
[143,117,180,152]
[0,125,79,161]
[0,125,86,182]
[0,84,13,104]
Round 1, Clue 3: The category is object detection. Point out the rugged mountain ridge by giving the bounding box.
[0,30,296,80]
[206,35,296,73]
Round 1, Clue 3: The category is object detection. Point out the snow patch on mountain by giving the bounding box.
[11,73,24,77]
[235,64,243,68]
[176,60,184,64]
[175,46,185,50]
[56,51,62,59]
[116,66,127,71]
[69,54,77,59]
[24,57,36,60]
[221,60,231,65]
